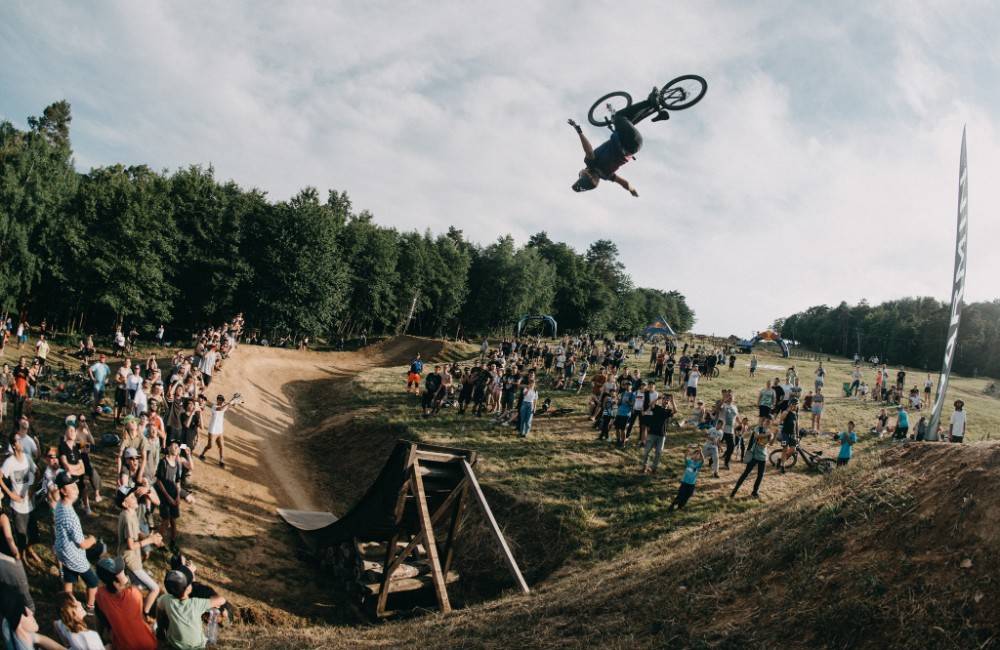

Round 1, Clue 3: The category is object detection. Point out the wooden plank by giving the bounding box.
[411,462,452,613]
[461,460,530,595]
[363,570,460,596]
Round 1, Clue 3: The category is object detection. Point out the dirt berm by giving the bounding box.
[224,441,1000,649]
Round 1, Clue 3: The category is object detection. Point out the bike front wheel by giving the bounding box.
[659,75,707,111]
[588,91,632,127]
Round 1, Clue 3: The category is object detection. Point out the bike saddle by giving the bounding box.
[651,111,670,122]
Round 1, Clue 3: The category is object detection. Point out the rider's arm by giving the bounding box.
[568,119,594,158]
[576,130,594,159]
[612,174,639,197]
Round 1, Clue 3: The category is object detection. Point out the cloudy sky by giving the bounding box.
[2,1,997,335]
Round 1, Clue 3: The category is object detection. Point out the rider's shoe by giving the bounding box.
[647,86,659,104]
[652,111,671,122]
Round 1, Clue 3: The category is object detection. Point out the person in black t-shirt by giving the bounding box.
[422,367,443,416]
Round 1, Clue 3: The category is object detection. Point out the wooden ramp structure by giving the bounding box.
[278,440,529,617]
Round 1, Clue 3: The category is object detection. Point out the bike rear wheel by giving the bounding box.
[659,74,707,111]
[768,448,797,468]
[588,91,632,127]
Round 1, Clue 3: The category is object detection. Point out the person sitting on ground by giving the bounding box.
[116,486,163,619]
[668,447,704,512]
[157,569,226,650]
[54,592,104,650]
[94,555,158,650]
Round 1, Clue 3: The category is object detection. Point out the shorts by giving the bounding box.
[407,372,420,385]
[614,414,628,429]
[115,388,127,407]
[127,566,158,592]
[202,374,213,387]
[781,432,796,447]
[686,386,697,397]
[61,565,99,588]
[812,406,824,415]
[159,499,181,520]
[758,405,771,418]
[837,458,850,466]
[12,510,40,546]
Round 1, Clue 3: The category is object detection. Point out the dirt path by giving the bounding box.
[176,337,439,623]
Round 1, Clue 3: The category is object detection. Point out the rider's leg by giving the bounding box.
[611,113,644,156]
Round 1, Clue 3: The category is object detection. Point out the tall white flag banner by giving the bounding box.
[928,128,969,440]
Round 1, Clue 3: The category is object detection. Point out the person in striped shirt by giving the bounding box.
[53,470,99,612]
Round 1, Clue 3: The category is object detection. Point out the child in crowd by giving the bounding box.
[668,447,704,512]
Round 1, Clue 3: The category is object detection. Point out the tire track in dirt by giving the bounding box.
[175,337,442,624]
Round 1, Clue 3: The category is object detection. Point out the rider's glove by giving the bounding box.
[567,118,582,134]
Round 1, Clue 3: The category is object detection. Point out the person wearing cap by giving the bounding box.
[116,417,148,480]
[53,470,99,612]
[949,400,967,443]
[94,556,158,650]
[157,568,226,650]
[1,435,42,567]
[116,486,163,617]
[155,441,194,547]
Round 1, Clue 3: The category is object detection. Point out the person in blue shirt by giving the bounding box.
[834,421,858,466]
[615,388,635,447]
[87,353,111,414]
[406,354,424,395]
[668,447,704,512]
[893,406,910,440]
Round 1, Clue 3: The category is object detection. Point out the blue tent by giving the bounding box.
[643,316,676,338]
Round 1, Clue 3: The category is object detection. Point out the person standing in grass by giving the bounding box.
[834,421,858,466]
[667,447,704,512]
[893,405,909,440]
[685,367,700,407]
[810,387,825,432]
[749,353,758,377]
[640,394,674,473]
[719,392,739,470]
[702,419,723,478]
[517,380,538,438]
[731,420,773,499]
[949,400,967,443]
[757,380,775,426]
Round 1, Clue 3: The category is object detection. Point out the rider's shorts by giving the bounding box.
[781,433,796,447]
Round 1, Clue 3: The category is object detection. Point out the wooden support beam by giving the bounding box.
[442,482,469,575]
[411,462,452,613]
[461,460,530,595]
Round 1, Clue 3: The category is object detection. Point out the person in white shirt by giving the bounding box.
[1,436,42,566]
[686,368,701,406]
[949,400,967,443]
[703,420,724,478]
[199,345,219,387]
[517,381,539,438]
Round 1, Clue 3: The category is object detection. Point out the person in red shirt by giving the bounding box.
[94,556,157,650]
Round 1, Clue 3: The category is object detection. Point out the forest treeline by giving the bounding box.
[776,298,1000,378]
[0,101,694,340]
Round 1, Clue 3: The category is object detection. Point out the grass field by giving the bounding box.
[296,337,999,594]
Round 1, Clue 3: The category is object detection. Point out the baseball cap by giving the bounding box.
[164,570,190,598]
[115,485,138,507]
[123,447,140,460]
[95,556,125,586]
[54,470,78,488]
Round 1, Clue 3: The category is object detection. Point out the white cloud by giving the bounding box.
[1,0,998,335]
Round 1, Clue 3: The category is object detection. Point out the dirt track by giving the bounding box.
[178,337,439,623]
